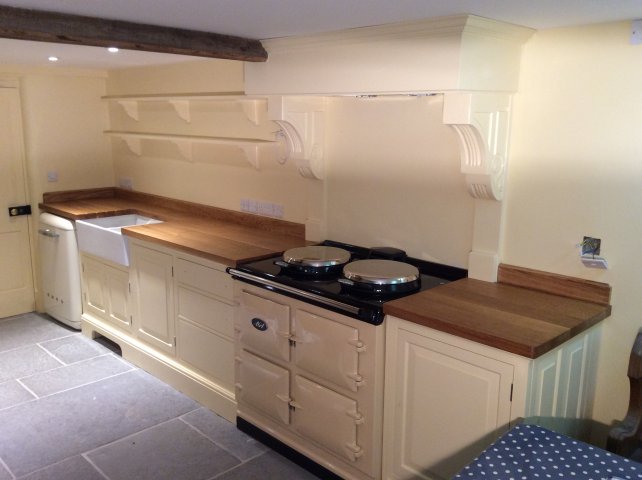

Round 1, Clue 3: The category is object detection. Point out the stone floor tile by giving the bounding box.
[0,313,73,354]
[0,380,35,410]
[0,345,62,383]
[87,419,240,480]
[215,451,319,480]
[40,334,111,364]
[0,460,12,480]
[0,369,198,477]
[17,456,105,480]
[182,408,267,461]
[20,354,133,397]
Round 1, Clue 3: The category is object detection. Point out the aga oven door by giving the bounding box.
[236,349,290,425]
[292,309,364,392]
[291,375,364,463]
[237,290,290,361]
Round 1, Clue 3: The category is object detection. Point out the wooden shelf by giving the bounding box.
[105,130,281,168]
[102,92,265,125]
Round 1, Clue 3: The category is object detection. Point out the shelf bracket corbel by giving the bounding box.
[171,139,193,161]
[168,100,191,123]
[237,144,261,169]
[121,136,142,156]
[116,100,139,121]
[239,99,261,126]
[442,93,511,201]
[267,96,326,179]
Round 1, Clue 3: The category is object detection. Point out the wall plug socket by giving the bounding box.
[580,236,601,256]
[580,236,607,269]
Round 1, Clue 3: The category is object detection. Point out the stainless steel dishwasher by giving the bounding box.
[38,212,82,329]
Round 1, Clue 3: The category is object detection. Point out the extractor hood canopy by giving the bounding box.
[247,15,532,283]
[254,15,531,201]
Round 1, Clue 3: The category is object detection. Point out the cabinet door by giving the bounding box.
[105,264,131,330]
[528,331,593,438]
[81,255,107,320]
[131,244,175,354]
[384,320,514,480]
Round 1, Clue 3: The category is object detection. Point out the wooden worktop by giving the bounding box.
[41,188,612,358]
[384,266,611,358]
[39,188,308,266]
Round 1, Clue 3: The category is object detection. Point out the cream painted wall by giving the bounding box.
[17,70,113,204]
[325,95,474,267]
[504,22,642,434]
[107,59,316,227]
[0,65,113,310]
[106,59,474,264]
[106,59,244,95]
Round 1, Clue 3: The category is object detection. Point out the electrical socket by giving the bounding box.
[581,236,601,256]
[118,177,133,190]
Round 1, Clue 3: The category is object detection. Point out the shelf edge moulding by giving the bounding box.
[103,93,263,125]
[105,130,283,168]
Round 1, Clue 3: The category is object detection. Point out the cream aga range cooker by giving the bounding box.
[227,241,466,480]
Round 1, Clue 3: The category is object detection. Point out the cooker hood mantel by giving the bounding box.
[443,92,511,201]
[245,15,533,282]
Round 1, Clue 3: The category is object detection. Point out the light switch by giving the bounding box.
[47,171,58,182]
[631,19,642,45]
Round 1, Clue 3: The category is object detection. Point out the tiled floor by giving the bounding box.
[0,312,318,480]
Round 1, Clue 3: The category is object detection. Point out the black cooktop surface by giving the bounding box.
[228,240,468,325]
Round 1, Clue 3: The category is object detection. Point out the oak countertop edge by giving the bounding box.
[39,198,307,267]
[384,279,612,359]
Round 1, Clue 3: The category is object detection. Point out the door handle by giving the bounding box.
[8,205,32,217]
[38,228,60,238]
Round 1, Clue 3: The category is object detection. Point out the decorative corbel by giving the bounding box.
[267,96,325,179]
[442,93,511,201]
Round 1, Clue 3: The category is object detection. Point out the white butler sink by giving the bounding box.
[76,214,162,266]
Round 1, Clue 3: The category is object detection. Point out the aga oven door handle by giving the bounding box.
[346,372,365,389]
[347,339,366,353]
[344,442,364,462]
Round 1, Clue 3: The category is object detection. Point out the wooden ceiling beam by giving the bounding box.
[0,5,267,62]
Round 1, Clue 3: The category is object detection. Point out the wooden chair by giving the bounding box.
[607,329,642,460]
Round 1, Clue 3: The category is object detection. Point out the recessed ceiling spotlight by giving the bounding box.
[48,56,59,62]
[107,47,119,53]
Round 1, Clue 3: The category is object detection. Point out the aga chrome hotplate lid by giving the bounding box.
[282,245,351,268]
[343,259,420,285]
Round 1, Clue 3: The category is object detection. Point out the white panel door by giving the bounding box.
[130,244,175,353]
[0,85,34,318]
[386,323,514,480]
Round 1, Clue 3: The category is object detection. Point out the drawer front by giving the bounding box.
[177,319,234,390]
[293,309,361,391]
[292,375,362,462]
[175,258,233,301]
[238,291,290,361]
[237,349,290,425]
[177,286,234,338]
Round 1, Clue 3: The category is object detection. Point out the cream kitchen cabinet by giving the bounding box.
[80,253,131,332]
[174,256,236,396]
[81,237,237,421]
[129,242,175,354]
[382,315,599,480]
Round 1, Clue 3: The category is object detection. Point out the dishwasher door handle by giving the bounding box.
[38,228,60,238]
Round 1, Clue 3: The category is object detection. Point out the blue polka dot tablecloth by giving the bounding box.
[454,423,642,480]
